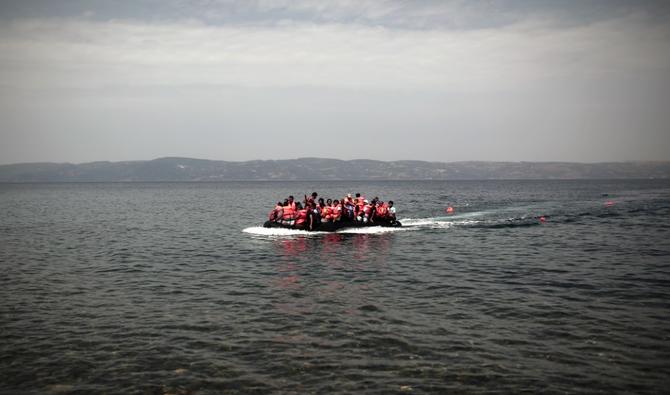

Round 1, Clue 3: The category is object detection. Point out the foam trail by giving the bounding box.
[435,205,545,221]
[430,209,507,221]
[391,212,485,229]
[401,218,452,228]
[444,210,494,219]
[336,226,406,234]
[401,218,480,229]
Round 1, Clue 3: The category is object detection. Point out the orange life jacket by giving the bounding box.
[362,204,372,215]
[269,205,283,221]
[282,205,295,220]
[356,197,366,207]
[295,209,308,225]
[355,198,365,215]
[332,205,342,218]
[376,204,388,218]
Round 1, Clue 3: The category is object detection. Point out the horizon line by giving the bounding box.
[2,156,669,167]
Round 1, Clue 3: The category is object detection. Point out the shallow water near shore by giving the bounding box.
[1,180,669,393]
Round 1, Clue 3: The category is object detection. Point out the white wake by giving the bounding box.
[401,217,480,229]
[242,227,328,236]
[243,216,481,237]
[336,226,406,234]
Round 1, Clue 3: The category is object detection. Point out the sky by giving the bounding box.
[0,0,669,164]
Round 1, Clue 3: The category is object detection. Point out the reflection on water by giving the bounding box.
[271,234,394,318]
[273,233,393,264]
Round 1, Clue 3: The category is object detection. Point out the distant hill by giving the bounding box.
[0,157,668,182]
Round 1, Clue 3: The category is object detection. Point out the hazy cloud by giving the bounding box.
[1,13,666,90]
[0,1,668,164]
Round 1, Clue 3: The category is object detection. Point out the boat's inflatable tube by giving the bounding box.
[263,218,402,232]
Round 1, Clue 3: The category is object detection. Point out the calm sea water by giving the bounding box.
[1,180,669,394]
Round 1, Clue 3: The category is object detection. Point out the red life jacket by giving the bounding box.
[362,204,372,215]
[332,205,342,218]
[376,204,388,218]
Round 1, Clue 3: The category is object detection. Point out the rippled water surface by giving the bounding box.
[1,180,669,394]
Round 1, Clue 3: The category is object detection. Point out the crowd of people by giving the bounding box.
[268,191,397,230]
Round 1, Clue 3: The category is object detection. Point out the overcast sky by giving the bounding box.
[0,0,669,164]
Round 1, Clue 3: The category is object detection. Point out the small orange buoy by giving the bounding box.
[605,201,615,207]
[446,206,454,214]
[539,216,546,223]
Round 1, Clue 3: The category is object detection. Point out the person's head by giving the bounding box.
[277,201,282,206]
[318,197,324,204]
[288,195,294,202]
[326,198,332,205]
[364,199,369,204]
[334,199,339,205]
[311,192,318,198]
[388,200,394,207]
[347,193,352,198]
[296,202,303,209]
[355,193,360,198]
[283,199,289,206]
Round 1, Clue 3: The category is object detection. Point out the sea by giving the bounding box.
[1,180,669,394]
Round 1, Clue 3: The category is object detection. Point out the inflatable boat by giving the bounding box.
[263,217,402,232]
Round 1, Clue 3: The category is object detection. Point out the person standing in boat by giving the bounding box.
[354,193,365,218]
[343,194,355,220]
[368,200,377,223]
[305,192,318,207]
[311,200,321,226]
[305,201,318,230]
